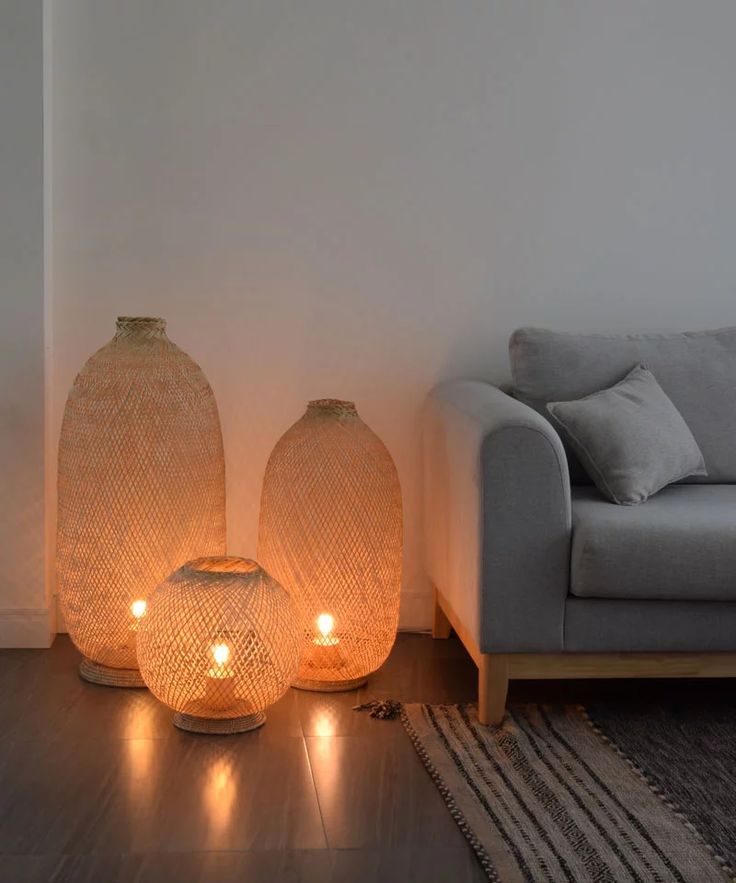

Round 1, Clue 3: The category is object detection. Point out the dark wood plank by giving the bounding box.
[4,631,721,879]
[306,732,470,850]
[330,847,490,882]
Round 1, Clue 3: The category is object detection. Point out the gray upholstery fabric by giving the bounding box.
[510,326,736,483]
[548,366,706,505]
[565,598,736,652]
[571,485,736,601]
[424,381,570,653]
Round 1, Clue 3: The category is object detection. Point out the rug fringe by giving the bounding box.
[400,704,500,882]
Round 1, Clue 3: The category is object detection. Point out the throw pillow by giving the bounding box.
[547,365,706,504]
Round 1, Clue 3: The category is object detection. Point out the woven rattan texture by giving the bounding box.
[258,400,402,688]
[78,659,146,688]
[173,711,266,734]
[57,317,226,671]
[137,557,301,720]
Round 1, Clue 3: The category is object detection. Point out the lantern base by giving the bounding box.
[79,658,146,688]
[173,711,266,734]
[291,675,368,692]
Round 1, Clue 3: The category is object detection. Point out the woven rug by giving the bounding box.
[402,701,736,883]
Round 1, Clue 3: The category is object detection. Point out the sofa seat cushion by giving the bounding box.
[571,485,736,601]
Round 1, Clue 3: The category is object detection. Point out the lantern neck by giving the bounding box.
[114,316,167,342]
[184,556,261,577]
[307,399,358,419]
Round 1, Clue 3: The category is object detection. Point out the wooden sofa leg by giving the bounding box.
[432,588,452,639]
[478,655,509,726]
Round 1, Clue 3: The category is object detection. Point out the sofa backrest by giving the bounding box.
[509,326,736,484]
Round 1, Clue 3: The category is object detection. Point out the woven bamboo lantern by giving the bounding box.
[137,557,301,733]
[258,399,402,691]
[56,317,226,687]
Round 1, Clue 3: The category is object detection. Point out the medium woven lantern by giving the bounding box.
[56,317,226,687]
[258,399,402,692]
[137,557,301,733]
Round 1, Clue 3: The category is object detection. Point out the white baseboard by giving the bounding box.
[0,607,55,648]
[398,591,433,632]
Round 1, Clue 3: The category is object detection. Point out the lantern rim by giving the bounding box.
[307,399,358,417]
[115,316,167,337]
[182,555,261,577]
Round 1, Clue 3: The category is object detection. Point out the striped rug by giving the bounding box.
[402,703,735,883]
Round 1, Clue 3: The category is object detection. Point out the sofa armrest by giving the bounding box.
[424,380,571,653]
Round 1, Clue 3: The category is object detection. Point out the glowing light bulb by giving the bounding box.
[212,642,231,667]
[131,599,147,620]
[317,613,334,638]
[310,612,342,668]
[205,642,236,708]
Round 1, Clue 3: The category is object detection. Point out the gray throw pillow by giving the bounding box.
[547,365,707,505]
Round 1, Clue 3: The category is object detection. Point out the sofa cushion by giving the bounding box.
[510,326,736,483]
[571,485,736,601]
[548,365,706,504]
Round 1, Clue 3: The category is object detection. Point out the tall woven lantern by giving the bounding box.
[258,399,402,691]
[57,316,226,687]
[137,557,301,733]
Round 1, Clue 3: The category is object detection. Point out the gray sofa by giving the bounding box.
[424,327,736,724]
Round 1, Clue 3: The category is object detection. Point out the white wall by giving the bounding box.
[51,0,736,628]
[0,0,51,645]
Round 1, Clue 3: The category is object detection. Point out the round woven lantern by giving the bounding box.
[57,317,226,687]
[137,557,301,733]
[258,399,403,692]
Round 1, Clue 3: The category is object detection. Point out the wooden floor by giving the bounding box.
[0,633,722,882]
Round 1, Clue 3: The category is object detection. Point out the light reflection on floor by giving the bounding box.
[205,752,237,844]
